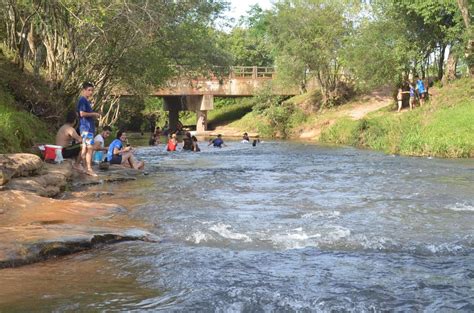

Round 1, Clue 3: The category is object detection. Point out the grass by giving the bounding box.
[230,111,274,137]
[0,89,52,153]
[180,97,254,128]
[320,78,474,158]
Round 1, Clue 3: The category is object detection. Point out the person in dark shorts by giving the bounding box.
[107,131,145,169]
[55,111,83,171]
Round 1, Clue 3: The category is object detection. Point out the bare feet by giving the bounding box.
[73,163,86,173]
[86,169,98,177]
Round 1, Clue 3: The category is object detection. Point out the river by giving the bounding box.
[1,140,473,311]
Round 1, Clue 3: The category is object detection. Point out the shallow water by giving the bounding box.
[1,141,474,311]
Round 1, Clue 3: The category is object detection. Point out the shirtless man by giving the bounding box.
[55,111,83,171]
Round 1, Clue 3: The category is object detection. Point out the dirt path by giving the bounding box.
[299,86,393,140]
[208,87,394,140]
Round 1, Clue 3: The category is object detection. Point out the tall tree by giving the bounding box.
[269,0,349,106]
[456,0,473,76]
[0,0,230,125]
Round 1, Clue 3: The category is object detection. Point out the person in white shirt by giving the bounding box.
[93,126,112,163]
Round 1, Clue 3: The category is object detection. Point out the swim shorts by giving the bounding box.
[81,131,95,146]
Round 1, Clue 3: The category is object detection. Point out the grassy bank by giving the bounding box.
[180,97,254,128]
[0,88,52,153]
[319,78,474,158]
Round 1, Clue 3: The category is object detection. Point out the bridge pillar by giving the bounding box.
[163,96,183,132]
[196,110,207,133]
[196,95,213,132]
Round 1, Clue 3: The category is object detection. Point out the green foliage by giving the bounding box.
[231,111,274,137]
[319,118,359,145]
[0,90,52,153]
[228,91,308,138]
[320,78,474,157]
[268,0,350,105]
[217,5,273,66]
[180,97,254,127]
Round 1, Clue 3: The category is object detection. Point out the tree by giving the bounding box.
[217,5,273,66]
[268,0,350,106]
[456,0,473,76]
[0,0,230,125]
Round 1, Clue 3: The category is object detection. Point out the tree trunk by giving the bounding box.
[442,51,457,85]
[456,0,473,76]
[437,45,446,81]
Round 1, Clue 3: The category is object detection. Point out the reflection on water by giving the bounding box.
[1,141,474,311]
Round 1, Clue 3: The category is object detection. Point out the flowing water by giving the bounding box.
[1,141,474,312]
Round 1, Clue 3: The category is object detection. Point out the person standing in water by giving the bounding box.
[242,132,250,142]
[192,136,200,152]
[209,134,226,148]
[167,133,178,151]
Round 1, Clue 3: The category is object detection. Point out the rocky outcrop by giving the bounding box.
[0,153,155,269]
[0,153,43,185]
[1,154,144,197]
[0,190,158,268]
[5,161,73,197]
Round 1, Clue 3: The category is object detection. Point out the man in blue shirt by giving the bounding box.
[77,82,100,176]
[208,134,226,148]
[415,75,427,107]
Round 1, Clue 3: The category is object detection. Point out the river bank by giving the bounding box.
[213,78,473,158]
[0,153,157,268]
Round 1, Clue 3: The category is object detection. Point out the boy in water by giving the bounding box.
[208,134,226,148]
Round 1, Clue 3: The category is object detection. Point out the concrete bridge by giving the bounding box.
[152,66,302,133]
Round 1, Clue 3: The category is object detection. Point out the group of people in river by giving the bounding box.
[54,81,262,175]
[396,75,428,113]
[55,82,145,176]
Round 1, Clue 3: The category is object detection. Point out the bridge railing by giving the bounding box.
[230,66,275,79]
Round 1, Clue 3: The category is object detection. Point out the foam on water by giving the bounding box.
[446,202,474,212]
[186,231,209,244]
[209,223,252,242]
[301,210,341,219]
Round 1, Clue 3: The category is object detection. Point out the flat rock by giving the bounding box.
[0,190,158,268]
[70,165,142,188]
[0,153,43,185]
[4,160,73,197]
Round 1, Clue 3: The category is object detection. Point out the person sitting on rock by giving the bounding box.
[55,111,84,172]
[93,126,112,164]
[107,130,145,170]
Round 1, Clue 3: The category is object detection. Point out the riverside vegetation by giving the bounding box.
[0,0,472,158]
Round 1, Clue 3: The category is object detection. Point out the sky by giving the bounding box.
[226,0,273,23]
